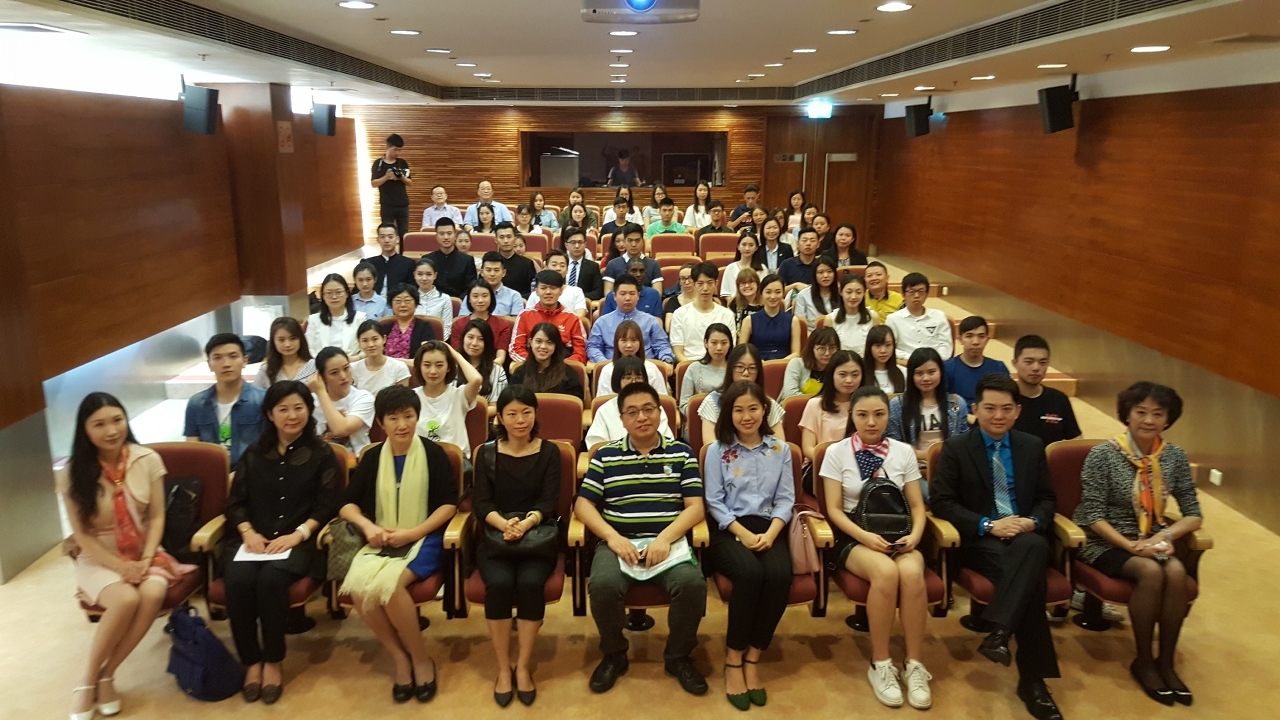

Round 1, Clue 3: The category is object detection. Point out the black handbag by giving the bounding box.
[480,442,558,560]
[851,470,913,543]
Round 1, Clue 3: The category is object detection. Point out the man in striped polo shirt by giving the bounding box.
[576,382,708,696]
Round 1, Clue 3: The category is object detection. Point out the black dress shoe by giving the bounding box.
[1157,664,1193,706]
[494,668,514,708]
[260,684,282,705]
[1130,660,1174,706]
[241,683,261,703]
[516,667,537,706]
[665,656,709,696]
[1017,680,1064,720]
[392,679,414,704]
[589,653,629,693]
[960,613,997,633]
[415,659,438,703]
[978,629,1013,667]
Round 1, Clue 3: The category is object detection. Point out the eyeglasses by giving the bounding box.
[391,297,416,305]
[564,238,585,245]
[733,364,758,374]
[814,344,839,353]
[679,275,693,283]
[621,405,661,421]
[322,290,347,299]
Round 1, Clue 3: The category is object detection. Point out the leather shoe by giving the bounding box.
[1017,680,1064,720]
[589,653,629,693]
[978,629,1013,667]
[1130,660,1174,706]
[665,657,709,696]
[516,667,536,707]
[391,680,414,704]
[415,659,438,703]
[241,683,261,703]
[260,685,282,705]
[494,668,514,708]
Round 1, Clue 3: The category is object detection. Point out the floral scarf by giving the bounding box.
[100,446,196,584]
[1109,432,1168,537]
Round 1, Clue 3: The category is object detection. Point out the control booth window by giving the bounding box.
[524,131,727,188]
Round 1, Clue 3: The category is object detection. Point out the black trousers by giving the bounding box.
[223,560,304,665]
[476,546,556,621]
[963,532,1060,681]
[704,518,793,652]
[381,204,410,246]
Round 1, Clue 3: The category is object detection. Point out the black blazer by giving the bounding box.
[569,257,604,301]
[929,429,1056,541]
[760,240,794,270]
[362,254,417,297]
[341,436,460,522]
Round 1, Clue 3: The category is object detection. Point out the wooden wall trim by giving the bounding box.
[870,83,1280,397]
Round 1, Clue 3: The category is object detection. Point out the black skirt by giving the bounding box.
[1088,546,1136,578]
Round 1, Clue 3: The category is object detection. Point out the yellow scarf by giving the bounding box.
[1110,432,1166,537]
[343,439,429,605]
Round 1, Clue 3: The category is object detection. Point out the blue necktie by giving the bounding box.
[568,260,579,288]
[991,451,1014,518]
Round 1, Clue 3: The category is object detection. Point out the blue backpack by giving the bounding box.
[165,605,244,701]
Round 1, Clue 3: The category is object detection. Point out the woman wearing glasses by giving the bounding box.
[697,344,784,446]
[663,262,699,318]
[306,274,368,359]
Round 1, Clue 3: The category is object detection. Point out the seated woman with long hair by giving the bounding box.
[310,347,376,456]
[720,232,765,299]
[352,320,411,395]
[411,341,483,466]
[595,319,670,398]
[586,355,674,449]
[820,386,933,709]
[1073,382,1202,706]
[306,274,367,358]
[474,203,498,234]
[452,282,513,366]
[529,191,559,230]
[740,273,802,362]
[255,316,317,388]
[728,267,764,328]
[698,344,784,446]
[678,322,732,421]
[509,322,584,400]
[338,385,459,704]
[412,258,454,340]
[863,325,906,394]
[559,188,598,229]
[384,284,438,362]
[828,274,880,353]
[792,256,838,330]
[779,327,839,401]
[819,223,868,267]
[474,386,562,707]
[887,348,970,465]
[799,350,864,462]
[703,381,795,711]
[223,381,341,704]
[60,393,197,720]
[455,319,509,404]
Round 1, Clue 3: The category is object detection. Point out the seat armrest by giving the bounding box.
[582,410,592,432]
[190,516,226,553]
[1053,513,1086,548]
[577,452,591,479]
[1183,528,1214,552]
[444,512,472,550]
[691,519,710,548]
[925,514,960,548]
[804,516,834,549]
[568,513,588,547]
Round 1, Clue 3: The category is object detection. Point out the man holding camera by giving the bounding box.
[371,133,412,242]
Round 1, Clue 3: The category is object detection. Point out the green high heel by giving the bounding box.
[724,662,750,711]
[744,658,766,707]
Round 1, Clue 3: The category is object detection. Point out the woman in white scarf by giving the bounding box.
[338,385,458,703]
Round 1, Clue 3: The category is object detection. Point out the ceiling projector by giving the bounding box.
[581,0,700,24]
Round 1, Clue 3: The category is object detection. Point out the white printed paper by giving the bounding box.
[234,546,292,562]
[619,537,692,581]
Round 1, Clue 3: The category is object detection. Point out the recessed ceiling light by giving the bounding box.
[610,49,634,54]
[735,79,744,83]
[473,73,491,77]
[1131,45,1170,53]
[856,97,874,101]
[484,79,501,83]
[764,63,783,67]
[1038,63,1068,69]
[610,63,629,68]
[881,93,899,97]
[611,79,627,83]
[456,62,476,67]
[747,73,765,78]
[426,48,450,53]
[610,74,628,77]
[389,29,420,35]
[971,75,995,80]
[793,48,817,53]
[877,2,913,11]
[827,30,857,35]
[610,105,624,108]
[610,30,638,37]
[337,1,376,8]
[724,104,739,108]
[914,85,935,91]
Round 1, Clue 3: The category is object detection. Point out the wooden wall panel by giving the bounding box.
[306,115,362,267]
[870,84,1280,397]
[0,102,45,427]
[346,106,764,231]
[0,85,239,383]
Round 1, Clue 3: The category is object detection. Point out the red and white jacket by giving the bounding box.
[509,302,588,364]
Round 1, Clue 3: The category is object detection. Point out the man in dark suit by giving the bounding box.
[931,374,1063,720]
[360,223,417,298]
[561,225,604,300]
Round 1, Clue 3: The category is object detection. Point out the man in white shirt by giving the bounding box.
[670,262,736,363]
[885,272,954,362]
[420,184,464,230]
[525,249,589,323]
[463,179,513,230]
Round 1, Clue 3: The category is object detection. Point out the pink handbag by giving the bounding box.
[789,504,825,575]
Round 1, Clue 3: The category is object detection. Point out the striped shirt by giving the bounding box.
[579,435,702,539]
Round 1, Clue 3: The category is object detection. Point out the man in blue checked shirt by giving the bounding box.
[587,274,674,363]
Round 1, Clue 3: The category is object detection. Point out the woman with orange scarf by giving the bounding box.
[58,393,196,720]
[1074,382,1203,707]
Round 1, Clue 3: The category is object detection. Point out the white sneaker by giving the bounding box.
[868,660,904,708]
[902,660,933,709]
[1070,590,1125,622]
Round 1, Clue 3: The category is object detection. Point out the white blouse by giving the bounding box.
[305,311,368,359]
[819,437,920,513]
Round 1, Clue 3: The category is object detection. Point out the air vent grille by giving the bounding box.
[440,86,796,103]
[797,0,1196,98]
[1207,33,1280,45]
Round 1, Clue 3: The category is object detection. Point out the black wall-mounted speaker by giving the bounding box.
[181,86,219,135]
[313,103,337,136]
[905,104,931,138]
[1038,85,1076,134]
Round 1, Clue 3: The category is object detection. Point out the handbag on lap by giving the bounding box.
[479,442,558,560]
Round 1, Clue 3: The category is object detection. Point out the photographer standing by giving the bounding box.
[372,133,412,243]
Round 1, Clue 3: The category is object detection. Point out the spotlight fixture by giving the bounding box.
[856,97,874,101]
[793,48,817,53]
[881,93,899,97]
[610,30,639,36]
[724,104,739,108]
[473,73,491,77]
[611,73,628,77]
[971,75,995,80]
[389,29,420,35]
[483,79,501,83]
[457,62,476,67]
[610,63,630,68]
[1131,45,1170,53]
[877,2,913,12]
[610,49,634,53]
[1038,63,1068,69]
[747,73,765,78]
[337,1,376,8]
[827,30,857,35]
[426,48,450,53]
[764,63,783,67]
[611,78,627,83]
[610,105,624,108]
[914,86,935,91]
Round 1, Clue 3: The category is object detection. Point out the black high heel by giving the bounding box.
[1130,660,1174,706]
[415,658,438,703]
[516,666,537,706]
[391,670,415,704]
[494,667,514,708]
[1158,663,1193,706]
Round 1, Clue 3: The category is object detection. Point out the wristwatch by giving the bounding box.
[982,519,995,535]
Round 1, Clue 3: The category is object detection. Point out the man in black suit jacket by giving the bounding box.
[361,223,418,298]
[560,225,604,300]
[930,375,1063,720]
